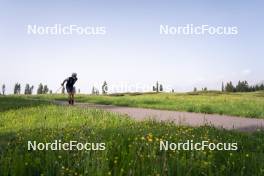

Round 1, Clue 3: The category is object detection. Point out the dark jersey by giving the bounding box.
[66,77,77,88]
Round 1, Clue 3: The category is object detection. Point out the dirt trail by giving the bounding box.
[56,101,264,132]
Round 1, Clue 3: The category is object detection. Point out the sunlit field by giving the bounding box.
[32,91,264,118]
[0,96,264,175]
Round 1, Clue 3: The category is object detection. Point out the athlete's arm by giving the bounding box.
[61,78,68,86]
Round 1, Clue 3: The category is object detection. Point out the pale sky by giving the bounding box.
[0,0,264,94]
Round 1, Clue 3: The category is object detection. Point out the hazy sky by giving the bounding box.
[0,0,264,94]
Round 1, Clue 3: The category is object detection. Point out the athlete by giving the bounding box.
[61,73,78,105]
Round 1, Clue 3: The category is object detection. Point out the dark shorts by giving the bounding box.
[66,86,74,93]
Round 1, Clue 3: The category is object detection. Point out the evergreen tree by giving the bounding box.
[159,84,163,92]
[2,84,5,95]
[24,84,30,94]
[29,86,34,94]
[260,84,264,90]
[255,85,260,91]
[236,80,249,92]
[14,83,21,94]
[43,85,49,94]
[156,81,159,93]
[225,81,235,92]
[102,81,108,94]
[17,84,21,94]
[37,83,43,94]
[13,84,17,94]
[222,80,264,93]
[249,86,255,92]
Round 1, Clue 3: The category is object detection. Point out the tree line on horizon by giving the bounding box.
[11,83,50,95]
[222,80,264,92]
[193,81,264,93]
[1,80,264,95]
[153,81,164,92]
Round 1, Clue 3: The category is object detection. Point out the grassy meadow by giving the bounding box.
[33,91,264,118]
[0,95,264,175]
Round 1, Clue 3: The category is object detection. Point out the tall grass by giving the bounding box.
[0,97,264,175]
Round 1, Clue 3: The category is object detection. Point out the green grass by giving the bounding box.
[0,95,50,112]
[0,96,264,175]
[32,91,264,118]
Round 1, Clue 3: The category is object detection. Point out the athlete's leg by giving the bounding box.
[72,92,75,105]
[68,93,71,105]
[69,93,73,105]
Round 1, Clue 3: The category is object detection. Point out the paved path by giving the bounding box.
[57,101,264,132]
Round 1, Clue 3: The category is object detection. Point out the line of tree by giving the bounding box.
[193,87,207,92]
[13,83,49,95]
[4,80,264,95]
[37,83,49,94]
[24,84,34,95]
[91,86,100,95]
[153,81,163,92]
[223,80,264,92]
[14,83,21,94]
